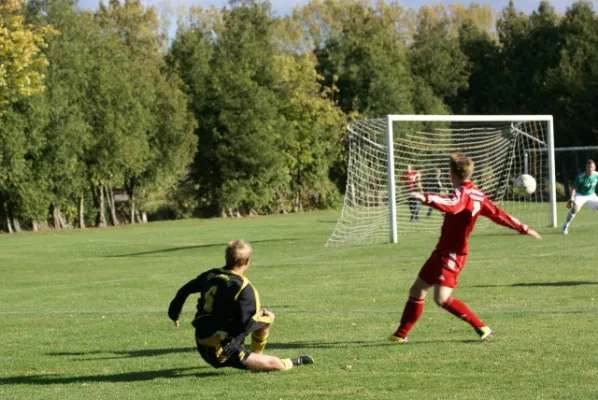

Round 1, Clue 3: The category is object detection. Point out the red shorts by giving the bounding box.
[418,250,467,288]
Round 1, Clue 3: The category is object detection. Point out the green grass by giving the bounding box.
[1,209,597,399]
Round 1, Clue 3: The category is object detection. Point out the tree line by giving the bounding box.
[1,0,597,232]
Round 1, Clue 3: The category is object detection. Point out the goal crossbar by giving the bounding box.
[387,115,553,122]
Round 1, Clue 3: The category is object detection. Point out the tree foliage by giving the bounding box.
[2,0,598,231]
[0,0,55,114]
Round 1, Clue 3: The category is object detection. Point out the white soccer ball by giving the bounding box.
[514,174,537,196]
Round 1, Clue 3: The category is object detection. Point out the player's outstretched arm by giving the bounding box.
[168,277,203,326]
[481,199,541,239]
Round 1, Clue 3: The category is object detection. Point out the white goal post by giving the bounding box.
[327,115,557,246]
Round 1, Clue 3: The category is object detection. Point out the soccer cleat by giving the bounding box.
[388,334,408,344]
[291,355,314,366]
[562,225,568,235]
[476,326,494,342]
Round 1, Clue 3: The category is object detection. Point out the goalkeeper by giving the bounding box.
[168,240,313,371]
[562,159,598,234]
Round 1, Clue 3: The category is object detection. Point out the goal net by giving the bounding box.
[326,115,556,246]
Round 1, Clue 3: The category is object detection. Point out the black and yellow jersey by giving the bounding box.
[168,267,270,340]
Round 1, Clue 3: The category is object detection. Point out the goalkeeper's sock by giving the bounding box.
[442,297,484,329]
[250,331,269,354]
[281,355,314,370]
[564,211,576,226]
[281,358,294,370]
[394,296,425,339]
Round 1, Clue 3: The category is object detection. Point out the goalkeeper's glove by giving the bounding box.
[566,199,575,209]
[222,333,246,357]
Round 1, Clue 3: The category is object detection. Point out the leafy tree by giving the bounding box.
[24,0,96,228]
[274,53,345,211]
[550,1,598,146]
[171,0,287,216]
[457,21,501,113]
[408,6,469,111]
[314,1,415,117]
[0,0,55,115]
[0,98,49,232]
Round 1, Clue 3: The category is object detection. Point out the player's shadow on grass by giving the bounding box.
[469,280,598,288]
[268,339,481,348]
[108,238,296,258]
[48,347,196,361]
[0,367,221,385]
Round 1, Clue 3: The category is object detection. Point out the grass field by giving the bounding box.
[1,209,597,399]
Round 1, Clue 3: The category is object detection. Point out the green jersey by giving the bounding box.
[572,171,598,196]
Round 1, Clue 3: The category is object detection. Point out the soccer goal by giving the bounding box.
[326,115,557,246]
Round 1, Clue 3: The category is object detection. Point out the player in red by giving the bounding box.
[389,154,542,343]
[400,164,422,221]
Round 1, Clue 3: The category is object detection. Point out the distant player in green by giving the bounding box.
[562,159,598,234]
[168,240,313,371]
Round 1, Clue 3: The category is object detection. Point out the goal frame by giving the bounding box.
[385,114,557,243]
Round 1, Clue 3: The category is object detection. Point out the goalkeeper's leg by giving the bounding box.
[563,195,586,233]
[244,353,314,371]
[244,310,313,371]
[251,309,275,354]
[251,327,270,354]
[246,310,314,372]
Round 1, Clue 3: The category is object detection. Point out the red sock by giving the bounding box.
[394,296,425,338]
[442,297,485,329]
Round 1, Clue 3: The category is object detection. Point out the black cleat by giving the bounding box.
[291,355,314,366]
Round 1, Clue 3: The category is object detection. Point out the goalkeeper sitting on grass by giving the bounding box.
[168,240,313,371]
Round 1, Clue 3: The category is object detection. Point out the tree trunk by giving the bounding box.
[52,204,61,229]
[52,205,69,229]
[32,221,39,232]
[2,203,13,233]
[59,214,69,229]
[292,192,301,213]
[106,186,119,226]
[141,212,148,224]
[96,186,107,228]
[11,216,22,232]
[130,195,135,225]
[78,194,85,229]
[127,178,136,225]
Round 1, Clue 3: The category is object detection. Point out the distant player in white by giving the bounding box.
[562,159,598,234]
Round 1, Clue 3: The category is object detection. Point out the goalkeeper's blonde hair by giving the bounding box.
[225,240,252,268]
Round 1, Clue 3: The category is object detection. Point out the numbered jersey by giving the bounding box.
[168,267,269,340]
[424,181,529,255]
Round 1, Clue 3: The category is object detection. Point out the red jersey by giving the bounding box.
[423,181,529,255]
[400,170,418,191]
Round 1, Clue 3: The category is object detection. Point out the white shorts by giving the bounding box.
[574,193,598,212]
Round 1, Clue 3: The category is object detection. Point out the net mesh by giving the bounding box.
[326,118,551,246]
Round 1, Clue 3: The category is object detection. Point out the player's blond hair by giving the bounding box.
[449,154,474,180]
[225,240,252,268]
